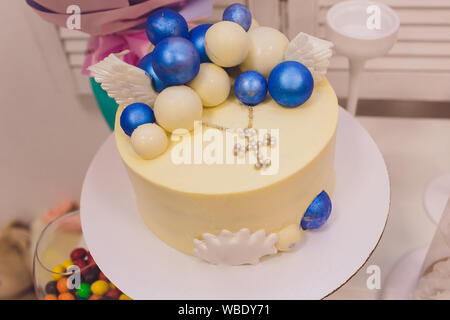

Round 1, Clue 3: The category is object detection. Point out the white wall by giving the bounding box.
[0,2,109,224]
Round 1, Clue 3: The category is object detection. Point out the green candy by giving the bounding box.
[77,282,91,299]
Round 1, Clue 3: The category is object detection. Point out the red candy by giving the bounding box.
[86,251,97,267]
[49,246,126,300]
[74,259,89,275]
[104,289,121,300]
[70,248,88,261]
[98,272,109,282]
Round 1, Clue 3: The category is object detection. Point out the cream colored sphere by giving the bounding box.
[240,26,289,78]
[154,86,203,132]
[204,21,249,68]
[188,63,231,107]
[276,224,304,251]
[249,18,260,30]
[131,123,168,159]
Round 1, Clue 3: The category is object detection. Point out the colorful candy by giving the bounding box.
[119,294,132,300]
[82,267,99,284]
[70,247,87,261]
[58,292,75,300]
[86,251,96,267]
[45,280,58,295]
[91,280,109,296]
[74,258,89,275]
[45,249,130,300]
[98,271,109,282]
[51,265,66,281]
[77,282,91,299]
[61,259,74,270]
[56,278,69,293]
[105,289,121,300]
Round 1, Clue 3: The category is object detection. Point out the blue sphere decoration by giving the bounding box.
[223,3,252,31]
[120,103,155,136]
[301,191,332,230]
[234,71,267,106]
[189,24,213,63]
[137,52,168,93]
[268,61,314,108]
[152,37,200,85]
[145,8,188,45]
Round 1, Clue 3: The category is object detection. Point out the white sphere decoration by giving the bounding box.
[276,224,304,251]
[131,123,168,159]
[240,26,289,78]
[154,86,203,132]
[188,63,231,107]
[204,21,250,68]
[249,18,260,30]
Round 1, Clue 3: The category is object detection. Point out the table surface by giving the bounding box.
[326,115,450,300]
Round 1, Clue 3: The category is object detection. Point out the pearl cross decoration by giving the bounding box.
[231,128,276,170]
[204,106,276,170]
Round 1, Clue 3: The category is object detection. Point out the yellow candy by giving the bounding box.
[51,265,66,280]
[119,294,132,300]
[61,259,74,270]
[91,280,109,296]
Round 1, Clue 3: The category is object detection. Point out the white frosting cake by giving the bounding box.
[114,79,338,262]
[89,4,337,265]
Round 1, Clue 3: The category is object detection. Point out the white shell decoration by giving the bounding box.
[284,32,334,83]
[193,229,278,265]
[88,51,157,106]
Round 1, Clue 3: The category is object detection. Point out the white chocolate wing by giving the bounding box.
[88,53,157,106]
[285,32,334,83]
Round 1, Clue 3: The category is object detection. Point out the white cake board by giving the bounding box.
[424,174,450,224]
[80,108,390,300]
[381,247,427,300]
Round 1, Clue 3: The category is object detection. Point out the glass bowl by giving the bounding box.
[33,210,130,300]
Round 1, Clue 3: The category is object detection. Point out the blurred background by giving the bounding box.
[0,0,449,299]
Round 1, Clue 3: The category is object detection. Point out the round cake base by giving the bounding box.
[80,108,390,299]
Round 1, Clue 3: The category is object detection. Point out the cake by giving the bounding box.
[89,4,336,265]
